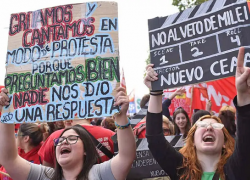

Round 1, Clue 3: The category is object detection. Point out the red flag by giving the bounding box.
[121,68,126,91]
[191,77,236,116]
[193,84,208,99]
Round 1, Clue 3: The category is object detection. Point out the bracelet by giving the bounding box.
[115,118,131,129]
[150,91,163,96]
[150,90,163,93]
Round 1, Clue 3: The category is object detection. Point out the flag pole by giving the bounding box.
[190,85,194,117]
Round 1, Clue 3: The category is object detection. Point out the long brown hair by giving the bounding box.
[179,115,235,180]
[173,108,191,137]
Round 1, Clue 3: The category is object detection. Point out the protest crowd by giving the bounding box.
[1,0,250,180]
[0,46,249,180]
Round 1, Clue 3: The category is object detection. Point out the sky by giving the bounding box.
[0,0,178,96]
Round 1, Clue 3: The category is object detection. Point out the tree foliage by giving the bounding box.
[172,0,208,11]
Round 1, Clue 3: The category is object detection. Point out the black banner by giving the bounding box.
[113,135,185,180]
[148,0,250,90]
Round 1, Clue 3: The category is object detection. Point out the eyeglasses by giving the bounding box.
[54,135,80,146]
[196,121,224,130]
[163,128,171,134]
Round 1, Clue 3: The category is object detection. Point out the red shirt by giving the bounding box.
[133,121,146,139]
[0,144,42,180]
[14,124,20,134]
[38,125,115,167]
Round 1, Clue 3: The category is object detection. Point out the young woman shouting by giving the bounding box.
[144,47,250,180]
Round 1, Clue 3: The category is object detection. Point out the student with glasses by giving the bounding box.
[162,116,174,136]
[0,87,136,180]
[143,47,250,180]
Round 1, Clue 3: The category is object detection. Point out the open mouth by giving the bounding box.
[202,135,215,143]
[60,147,71,155]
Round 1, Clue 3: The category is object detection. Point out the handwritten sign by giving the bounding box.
[2,2,120,123]
[148,0,250,90]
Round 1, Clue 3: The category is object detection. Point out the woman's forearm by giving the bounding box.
[111,114,136,180]
[148,95,162,113]
[116,114,136,159]
[0,123,18,165]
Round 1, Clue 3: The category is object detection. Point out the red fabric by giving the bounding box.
[164,88,192,117]
[192,77,236,115]
[164,77,236,117]
[133,121,146,139]
[0,144,42,180]
[193,86,208,99]
[14,124,20,134]
[38,125,115,167]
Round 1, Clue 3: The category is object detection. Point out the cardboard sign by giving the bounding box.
[2,2,120,123]
[148,0,250,90]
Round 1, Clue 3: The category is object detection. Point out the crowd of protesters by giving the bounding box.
[0,47,249,180]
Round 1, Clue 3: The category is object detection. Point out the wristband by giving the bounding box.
[150,90,163,93]
[115,118,131,129]
[150,90,163,96]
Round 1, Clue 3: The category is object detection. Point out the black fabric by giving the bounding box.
[81,126,114,159]
[39,156,42,165]
[169,135,182,146]
[146,96,250,180]
[212,172,220,180]
[162,98,173,121]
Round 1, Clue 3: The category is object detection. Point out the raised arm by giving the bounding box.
[144,64,183,179]
[0,88,31,180]
[162,87,186,120]
[111,87,136,180]
[226,47,250,179]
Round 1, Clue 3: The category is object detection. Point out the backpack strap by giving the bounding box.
[39,156,42,164]
[81,126,114,159]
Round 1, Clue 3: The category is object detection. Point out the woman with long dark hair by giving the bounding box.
[143,47,250,180]
[172,108,191,137]
[0,87,136,180]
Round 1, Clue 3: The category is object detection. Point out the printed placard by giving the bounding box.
[2,2,120,123]
[148,0,250,90]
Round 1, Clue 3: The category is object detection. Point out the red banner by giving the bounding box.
[163,87,192,117]
[164,77,236,118]
[192,77,236,116]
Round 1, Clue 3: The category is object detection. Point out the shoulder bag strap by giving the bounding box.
[81,126,114,159]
